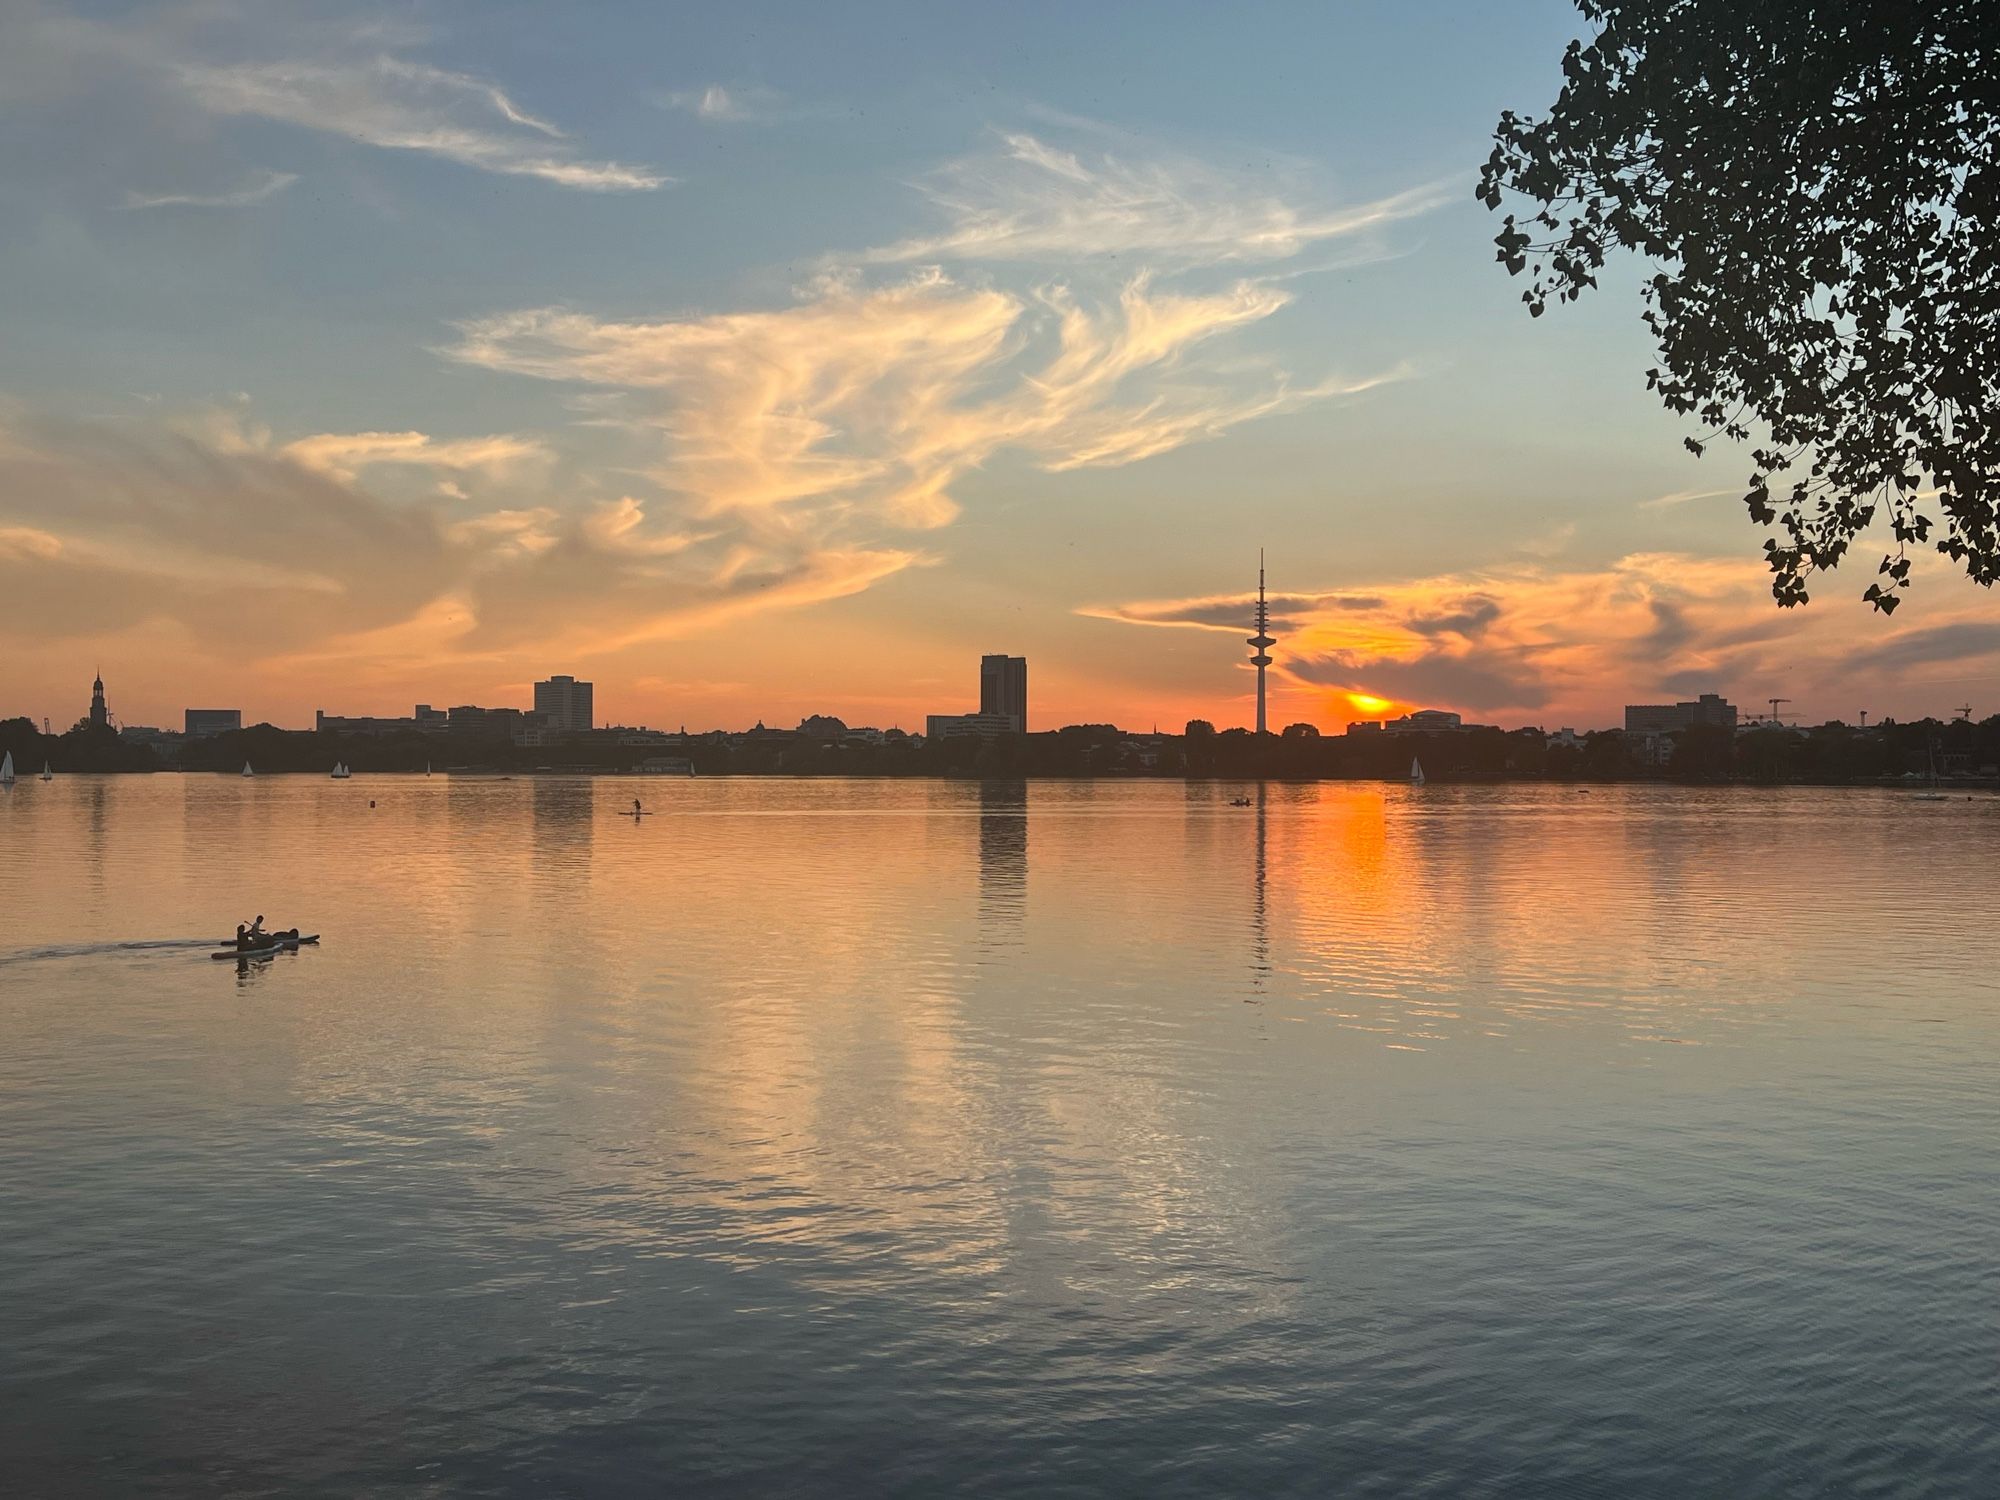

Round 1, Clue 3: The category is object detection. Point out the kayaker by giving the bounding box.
[250,914,267,939]
[235,923,253,951]
[633,797,643,815]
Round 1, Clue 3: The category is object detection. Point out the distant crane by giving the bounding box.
[1954,703,1972,722]
[1767,697,1791,727]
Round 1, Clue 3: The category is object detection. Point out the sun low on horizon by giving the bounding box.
[2,1,1994,738]
[8,9,2000,1497]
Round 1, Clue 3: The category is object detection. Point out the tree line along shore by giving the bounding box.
[5,714,1997,787]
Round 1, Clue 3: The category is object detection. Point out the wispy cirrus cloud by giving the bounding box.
[864,130,1449,265]
[0,413,915,675]
[3,7,666,193]
[279,429,551,483]
[174,54,666,190]
[447,269,1406,535]
[1639,486,1735,510]
[654,84,785,123]
[124,168,298,209]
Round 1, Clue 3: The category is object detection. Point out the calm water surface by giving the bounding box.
[2,776,1996,1498]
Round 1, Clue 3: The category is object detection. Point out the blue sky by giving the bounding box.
[3,1,1994,732]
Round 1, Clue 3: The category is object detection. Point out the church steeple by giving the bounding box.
[89,668,109,728]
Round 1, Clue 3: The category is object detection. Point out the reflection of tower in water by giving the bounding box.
[976,779,1028,951]
[1249,782,1270,992]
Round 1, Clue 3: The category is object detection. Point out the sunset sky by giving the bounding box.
[4,1,1996,734]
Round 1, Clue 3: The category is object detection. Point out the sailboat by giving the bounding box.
[0,751,14,785]
[241,761,255,778]
[425,762,432,777]
[331,762,351,779]
[40,762,53,782]
[1409,757,1426,786]
[1913,738,1950,800]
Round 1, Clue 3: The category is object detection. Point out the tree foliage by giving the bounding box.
[1480,0,2000,611]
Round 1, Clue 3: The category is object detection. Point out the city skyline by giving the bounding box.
[3,4,1998,735]
[21,660,1975,745]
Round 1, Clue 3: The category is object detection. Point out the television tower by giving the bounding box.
[1248,550,1275,735]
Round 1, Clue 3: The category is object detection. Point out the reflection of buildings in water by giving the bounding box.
[83,777,110,897]
[530,777,595,887]
[976,779,1028,949]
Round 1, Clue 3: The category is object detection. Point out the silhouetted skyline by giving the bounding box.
[5,6,1998,735]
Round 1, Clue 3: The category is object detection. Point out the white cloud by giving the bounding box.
[865,130,1449,265]
[174,53,666,190]
[1639,486,1735,510]
[655,84,785,123]
[124,169,299,209]
[1517,520,1577,558]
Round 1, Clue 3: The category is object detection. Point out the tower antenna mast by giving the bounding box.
[1248,549,1275,735]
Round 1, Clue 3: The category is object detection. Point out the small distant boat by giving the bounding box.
[425,762,432,777]
[0,751,14,785]
[241,761,254,778]
[1409,758,1426,786]
[40,762,53,782]
[331,762,351,779]
[1912,740,1951,800]
[1229,796,1253,807]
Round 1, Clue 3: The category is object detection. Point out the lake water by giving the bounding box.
[2,775,1996,1498]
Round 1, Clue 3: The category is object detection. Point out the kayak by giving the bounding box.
[210,934,320,960]
[617,811,654,817]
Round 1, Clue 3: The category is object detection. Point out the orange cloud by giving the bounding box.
[1087,553,2000,726]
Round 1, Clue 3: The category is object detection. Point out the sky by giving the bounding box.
[3,0,1996,735]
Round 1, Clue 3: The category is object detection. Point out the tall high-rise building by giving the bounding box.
[89,670,110,728]
[534,675,594,734]
[1247,553,1275,735]
[979,654,1028,733]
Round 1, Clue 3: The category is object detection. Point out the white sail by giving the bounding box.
[0,751,14,783]
[241,761,254,777]
[1410,757,1426,785]
[41,761,53,781]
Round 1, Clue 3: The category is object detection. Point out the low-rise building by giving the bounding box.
[446,705,526,739]
[926,712,1017,740]
[317,711,413,736]
[1384,709,1469,733]
[184,708,242,738]
[1625,693,1737,733]
[119,725,181,747]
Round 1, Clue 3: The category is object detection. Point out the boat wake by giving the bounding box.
[0,938,218,967]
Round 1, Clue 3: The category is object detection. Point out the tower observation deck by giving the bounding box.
[1248,551,1275,735]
